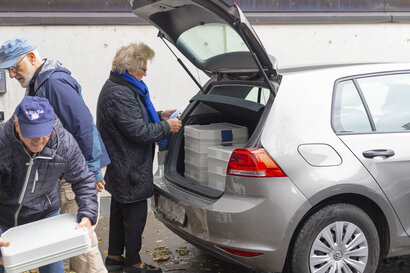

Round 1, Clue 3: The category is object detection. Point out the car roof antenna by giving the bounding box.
[158,32,205,93]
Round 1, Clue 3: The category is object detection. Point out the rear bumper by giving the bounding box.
[152,175,311,272]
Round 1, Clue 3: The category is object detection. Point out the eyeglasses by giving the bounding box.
[140,67,147,73]
[6,54,26,73]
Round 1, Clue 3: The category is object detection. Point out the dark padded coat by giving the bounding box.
[97,71,171,203]
[0,117,98,228]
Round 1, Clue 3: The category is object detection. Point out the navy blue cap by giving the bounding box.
[0,37,36,69]
[15,97,54,138]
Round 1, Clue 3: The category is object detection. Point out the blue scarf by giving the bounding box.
[115,71,167,148]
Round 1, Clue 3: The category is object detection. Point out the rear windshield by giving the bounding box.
[208,84,270,105]
[176,23,249,61]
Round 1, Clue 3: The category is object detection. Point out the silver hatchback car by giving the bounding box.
[130,1,410,272]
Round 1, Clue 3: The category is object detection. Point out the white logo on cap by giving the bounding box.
[25,110,44,120]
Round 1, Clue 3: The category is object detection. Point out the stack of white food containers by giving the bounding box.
[207,144,246,190]
[184,123,248,186]
[1,213,91,273]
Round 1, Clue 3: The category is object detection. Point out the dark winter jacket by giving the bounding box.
[96,71,171,203]
[0,117,98,227]
[28,59,110,181]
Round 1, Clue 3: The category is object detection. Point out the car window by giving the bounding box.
[244,87,270,104]
[332,80,372,133]
[208,85,270,105]
[357,74,410,131]
[177,23,248,61]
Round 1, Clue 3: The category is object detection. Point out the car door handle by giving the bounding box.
[362,149,395,159]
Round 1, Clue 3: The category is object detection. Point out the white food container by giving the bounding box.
[184,162,208,185]
[184,123,248,153]
[1,213,91,273]
[207,144,245,176]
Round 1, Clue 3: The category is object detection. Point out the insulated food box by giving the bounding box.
[184,123,248,186]
[1,213,91,273]
[184,123,248,153]
[207,144,245,190]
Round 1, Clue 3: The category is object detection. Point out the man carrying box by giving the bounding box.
[0,97,98,273]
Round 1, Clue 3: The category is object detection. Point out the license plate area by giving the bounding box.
[154,194,186,226]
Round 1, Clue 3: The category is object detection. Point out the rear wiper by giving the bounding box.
[158,32,205,93]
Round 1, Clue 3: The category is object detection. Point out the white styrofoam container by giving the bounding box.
[184,148,208,168]
[207,144,245,176]
[184,123,248,141]
[207,144,245,161]
[185,162,208,184]
[208,159,228,176]
[184,123,248,153]
[1,213,91,273]
[208,171,226,191]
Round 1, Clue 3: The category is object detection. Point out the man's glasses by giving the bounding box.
[6,54,26,73]
[140,67,147,73]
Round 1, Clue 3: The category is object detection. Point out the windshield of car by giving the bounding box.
[176,23,249,61]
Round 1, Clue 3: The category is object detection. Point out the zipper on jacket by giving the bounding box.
[32,168,39,193]
[46,194,52,205]
[15,157,35,226]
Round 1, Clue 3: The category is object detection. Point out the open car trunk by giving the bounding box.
[163,81,274,199]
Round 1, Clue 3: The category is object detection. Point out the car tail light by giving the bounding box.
[227,148,286,177]
[218,246,263,257]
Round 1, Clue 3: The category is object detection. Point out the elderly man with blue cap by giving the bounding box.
[0,96,98,273]
[0,37,110,272]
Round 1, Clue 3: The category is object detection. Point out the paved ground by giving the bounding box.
[92,196,410,273]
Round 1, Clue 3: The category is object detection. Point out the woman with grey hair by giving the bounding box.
[97,42,182,273]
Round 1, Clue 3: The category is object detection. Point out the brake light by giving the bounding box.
[219,246,263,257]
[227,148,286,177]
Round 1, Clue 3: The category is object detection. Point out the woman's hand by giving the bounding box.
[161,109,177,121]
[167,119,182,133]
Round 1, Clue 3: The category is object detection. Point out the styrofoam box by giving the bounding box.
[185,162,208,184]
[207,144,245,176]
[208,144,245,162]
[184,148,208,169]
[184,123,248,141]
[208,171,226,191]
[1,213,91,273]
[184,123,248,153]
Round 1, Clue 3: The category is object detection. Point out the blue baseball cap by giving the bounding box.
[0,37,36,69]
[15,97,54,138]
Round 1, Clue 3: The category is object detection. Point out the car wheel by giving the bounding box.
[289,203,380,273]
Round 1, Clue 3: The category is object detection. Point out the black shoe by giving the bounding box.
[105,256,125,271]
[123,263,162,273]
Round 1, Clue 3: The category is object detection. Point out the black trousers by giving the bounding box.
[108,197,148,266]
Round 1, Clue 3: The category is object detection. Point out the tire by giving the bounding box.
[289,203,380,273]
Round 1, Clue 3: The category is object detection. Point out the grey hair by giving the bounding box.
[112,42,155,73]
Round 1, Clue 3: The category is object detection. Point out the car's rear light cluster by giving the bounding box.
[218,246,264,257]
[227,148,286,178]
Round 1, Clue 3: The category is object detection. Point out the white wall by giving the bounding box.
[1,23,410,121]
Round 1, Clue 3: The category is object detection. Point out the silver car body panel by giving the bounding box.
[261,63,410,257]
[153,174,311,272]
[340,133,410,236]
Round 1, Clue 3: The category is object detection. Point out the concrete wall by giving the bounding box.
[1,23,410,121]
